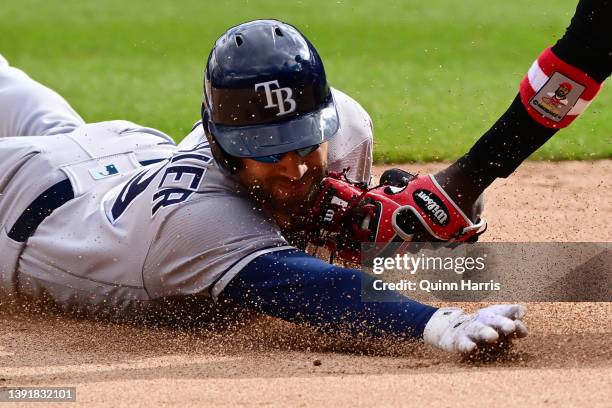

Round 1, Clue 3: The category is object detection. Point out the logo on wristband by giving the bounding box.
[530,72,585,122]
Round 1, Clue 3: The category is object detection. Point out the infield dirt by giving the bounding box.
[1,160,610,407]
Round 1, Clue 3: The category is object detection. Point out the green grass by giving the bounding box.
[1,0,610,162]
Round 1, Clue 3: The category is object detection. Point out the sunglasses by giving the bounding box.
[251,144,321,164]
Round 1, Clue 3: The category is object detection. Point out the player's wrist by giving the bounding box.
[434,162,486,212]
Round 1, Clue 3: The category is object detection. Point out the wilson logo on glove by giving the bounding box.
[413,189,449,226]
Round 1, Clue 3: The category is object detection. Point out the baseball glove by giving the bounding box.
[302,168,486,263]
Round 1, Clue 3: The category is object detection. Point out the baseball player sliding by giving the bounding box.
[0,0,608,354]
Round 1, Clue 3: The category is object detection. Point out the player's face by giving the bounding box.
[235,142,329,225]
[556,86,570,98]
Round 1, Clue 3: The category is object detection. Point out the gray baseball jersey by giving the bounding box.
[0,59,373,317]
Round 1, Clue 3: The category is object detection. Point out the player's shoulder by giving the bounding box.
[330,87,374,149]
[331,87,363,109]
[331,87,373,126]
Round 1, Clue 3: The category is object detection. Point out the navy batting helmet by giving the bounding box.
[201,19,339,167]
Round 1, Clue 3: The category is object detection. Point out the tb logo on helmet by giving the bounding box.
[255,80,297,116]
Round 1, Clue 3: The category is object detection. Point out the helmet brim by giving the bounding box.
[209,100,339,158]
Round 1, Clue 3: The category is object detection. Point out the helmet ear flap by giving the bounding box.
[201,104,242,174]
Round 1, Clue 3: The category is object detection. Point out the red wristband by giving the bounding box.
[519,47,603,129]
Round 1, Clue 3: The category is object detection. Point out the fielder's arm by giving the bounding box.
[330,0,611,246]
[437,0,611,213]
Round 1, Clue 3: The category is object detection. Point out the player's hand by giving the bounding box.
[423,304,528,353]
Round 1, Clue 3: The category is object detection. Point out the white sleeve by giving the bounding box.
[327,88,374,184]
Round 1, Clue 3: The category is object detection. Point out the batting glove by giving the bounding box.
[423,304,528,353]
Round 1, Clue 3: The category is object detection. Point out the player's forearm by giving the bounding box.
[438,0,611,201]
[218,249,437,339]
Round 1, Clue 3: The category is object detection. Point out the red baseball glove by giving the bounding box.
[303,169,486,263]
